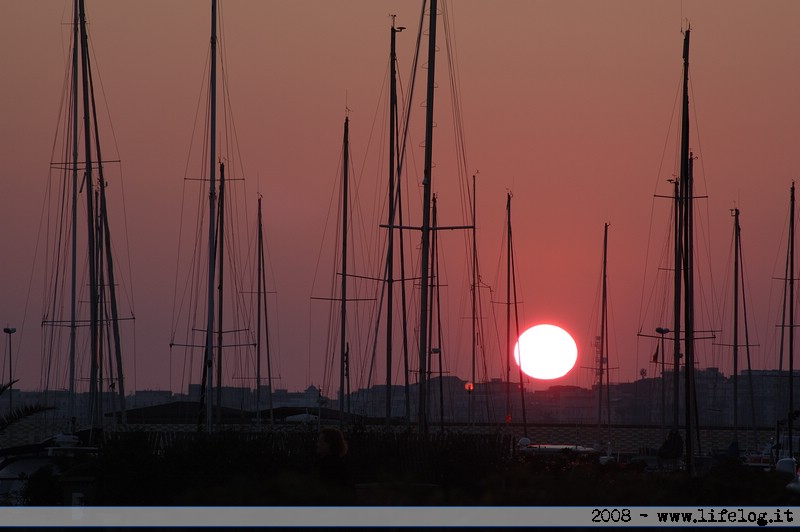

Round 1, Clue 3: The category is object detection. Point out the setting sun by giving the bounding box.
[514,324,577,380]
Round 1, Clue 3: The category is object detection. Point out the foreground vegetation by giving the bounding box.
[18,429,800,506]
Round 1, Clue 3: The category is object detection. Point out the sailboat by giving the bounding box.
[413,0,478,433]
[36,0,131,439]
[505,193,528,436]
[308,114,353,427]
[723,207,761,462]
[638,26,709,474]
[310,112,383,426]
[652,26,700,475]
[769,183,800,471]
[169,0,259,432]
[0,0,131,502]
[595,223,613,461]
[337,115,352,425]
[255,194,275,429]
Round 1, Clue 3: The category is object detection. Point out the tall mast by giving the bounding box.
[470,173,477,424]
[256,195,274,428]
[65,0,128,430]
[789,182,795,455]
[672,176,681,431]
[256,195,263,428]
[385,20,403,424]
[78,0,101,434]
[339,115,350,426]
[598,223,610,441]
[88,53,127,425]
[68,0,80,431]
[737,215,758,450]
[732,208,740,442]
[679,26,696,476]
[508,193,528,435]
[216,163,226,424]
[505,193,512,425]
[417,0,438,432]
[204,0,218,432]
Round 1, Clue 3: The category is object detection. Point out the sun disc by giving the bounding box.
[514,324,577,379]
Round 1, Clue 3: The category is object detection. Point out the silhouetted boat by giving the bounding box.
[742,185,800,472]
[0,433,98,505]
[168,0,261,433]
[0,0,123,503]
[25,0,132,439]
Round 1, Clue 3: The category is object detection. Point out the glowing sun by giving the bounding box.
[514,324,577,379]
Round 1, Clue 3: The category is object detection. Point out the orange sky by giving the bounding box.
[2,0,800,397]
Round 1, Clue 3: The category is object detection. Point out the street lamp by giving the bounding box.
[4,327,16,415]
[656,327,670,438]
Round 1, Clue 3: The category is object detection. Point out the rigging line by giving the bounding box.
[488,203,508,380]
[716,218,737,371]
[86,29,136,312]
[171,44,213,335]
[342,138,381,390]
[441,0,472,225]
[257,199,283,380]
[737,227,763,363]
[171,183,204,341]
[584,239,605,383]
[355,59,390,224]
[636,75,682,335]
[689,80,720,360]
[28,53,75,395]
[762,197,791,369]
[639,204,674,333]
[308,140,346,299]
[349,136,380,293]
[470,184,491,385]
[317,127,349,396]
[41,20,80,393]
[365,257,389,392]
[394,0,427,193]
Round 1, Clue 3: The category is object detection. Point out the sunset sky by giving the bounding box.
[2,0,800,399]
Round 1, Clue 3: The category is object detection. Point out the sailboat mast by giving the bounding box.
[256,196,263,427]
[789,182,795,455]
[385,21,402,424]
[417,0,438,432]
[598,223,609,435]
[679,26,697,475]
[509,193,528,435]
[88,58,127,425]
[204,0,218,432]
[63,0,129,430]
[256,195,275,428]
[340,116,350,426]
[68,0,80,430]
[505,193,511,424]
[77,0,101,434]
[732,208,740,440]
[470,173,477,424]
[672,177,681,431]
[216,163,226,424]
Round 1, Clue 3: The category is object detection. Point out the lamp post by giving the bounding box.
[4,327,16,416]
[656,327,670,439]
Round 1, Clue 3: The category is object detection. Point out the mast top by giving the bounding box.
[682,25,691,60]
